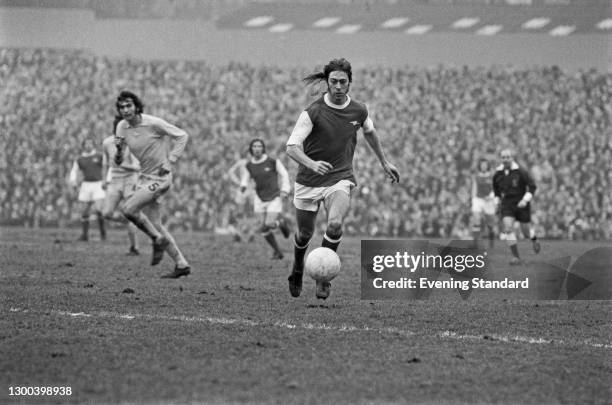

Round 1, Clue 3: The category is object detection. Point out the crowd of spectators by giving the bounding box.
[2,47,611,239]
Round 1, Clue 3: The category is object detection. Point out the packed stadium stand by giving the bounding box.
[1,0,610,34]
[2,47,610,239]
[1,1,610,239]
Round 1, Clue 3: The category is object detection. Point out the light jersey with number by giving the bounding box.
[288,94,372,187]
[246,156,281,202]
[115,114,188,176]
[102,136,140,179]
[76,152,103,182]
[475,170,494,198]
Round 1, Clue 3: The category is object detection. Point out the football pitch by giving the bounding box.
[1,227,611,404]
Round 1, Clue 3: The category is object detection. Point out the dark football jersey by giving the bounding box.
[296,96,368,187]
[246,157,280,202]
[493,165,536,202]
[475,171,493,198]
[77,153,103,182]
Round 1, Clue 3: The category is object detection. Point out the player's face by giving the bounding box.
[327,71,350,105]
[83,139,94,152]
[478,160,489,172]
[118,99,137,121]
[500,151,513,169]
[251,142,264,158]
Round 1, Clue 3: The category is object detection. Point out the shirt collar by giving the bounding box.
[250,154,268,164]
[497,162,519,171]
[324,93,351,109]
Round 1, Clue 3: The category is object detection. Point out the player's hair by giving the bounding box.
[303,58,353,85]
[112,115,123,135]
[115,90,144,115]
[248,138,266,156]
[81,138,94,149]
[478,158,490,169]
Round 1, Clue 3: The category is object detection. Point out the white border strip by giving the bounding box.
[9,307,612,349]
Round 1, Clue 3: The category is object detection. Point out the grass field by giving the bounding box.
[1,227,611,405]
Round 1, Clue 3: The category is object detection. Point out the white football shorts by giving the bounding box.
[472,196,496,216]
[293,179,355,212]
[254,195,283,214]
[78,181,106,202]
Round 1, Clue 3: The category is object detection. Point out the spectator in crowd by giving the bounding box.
[1,48,611,240]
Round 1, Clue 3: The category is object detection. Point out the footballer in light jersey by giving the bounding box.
[101,116,141,255]
[286,58,400,299]
[114,91,191,279]
[240,139,292,259]
[471,158,497,248]
[69,138,106,242]
[493,148,541,265]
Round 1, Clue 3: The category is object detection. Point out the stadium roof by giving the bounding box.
[216,1,612,35]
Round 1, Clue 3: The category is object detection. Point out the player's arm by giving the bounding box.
[122,150,140,172]
[286,111,333,175]
[361,112,400,183]
[101,147,110,190]
[68,160,81,188]
[517,167,536,208]
[239,164,251,193]
[154,117,188,174]
[276,159,291,197]
[228,159,245,186]
[114,126,125,166]
[492,173,502,208]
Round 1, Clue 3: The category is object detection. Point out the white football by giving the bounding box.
[304,247,341,282]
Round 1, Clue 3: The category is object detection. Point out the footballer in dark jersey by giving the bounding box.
[286,58,400,299]
[69,138,106,241]
[493,149,541,264]
[240,139,292,259]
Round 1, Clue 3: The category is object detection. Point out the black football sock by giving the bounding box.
[471,225,481,242]
[124,212,159,241]
[263,232,281,254]
[510,244,520,258]
[293,235,309,272]
[80,217,89,240]
[97,213,106,240]
[321,233,342,252]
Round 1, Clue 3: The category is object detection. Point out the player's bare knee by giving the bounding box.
[263,219,276,230]
[326,221,343,239]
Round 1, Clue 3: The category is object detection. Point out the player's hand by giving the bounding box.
[158,162,171,176]
[114,149,123,166]
[310,161,333,176]
[280,191,289,200]
[101,181,108,191]
[382,162,400,183]
[517,199,528,208]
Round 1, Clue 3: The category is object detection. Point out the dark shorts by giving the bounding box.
[500,200,531,223]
